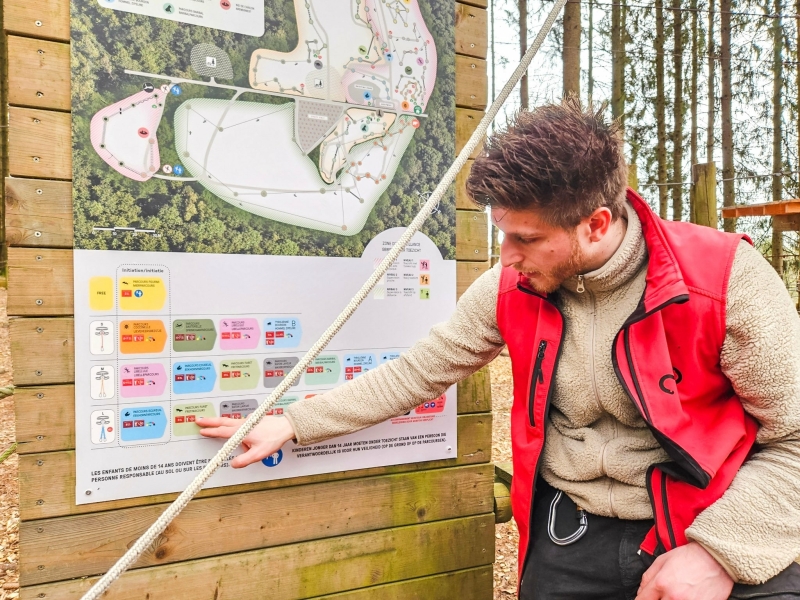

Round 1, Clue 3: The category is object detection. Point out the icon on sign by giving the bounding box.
[162,2,174,13]
[314,79,324,88]
[262,449,283,467]
[220,0,231,8]
[170,84,182,96]
[134,289,144,298]
[143,83,155,93]
[173,165,185,176]
[206,56,217,68]
[138,128,149,138]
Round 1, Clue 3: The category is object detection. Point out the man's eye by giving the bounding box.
[518,237,537,245]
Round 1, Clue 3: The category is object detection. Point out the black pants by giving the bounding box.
[520,480,800,600]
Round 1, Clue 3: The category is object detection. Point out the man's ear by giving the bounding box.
[586,207,613,242]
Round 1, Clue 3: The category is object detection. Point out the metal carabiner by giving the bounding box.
[547,491,589,546]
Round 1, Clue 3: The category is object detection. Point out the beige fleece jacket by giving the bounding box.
[285,205,800,584]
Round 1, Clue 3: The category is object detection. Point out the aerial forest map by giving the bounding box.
[72,0,455,256]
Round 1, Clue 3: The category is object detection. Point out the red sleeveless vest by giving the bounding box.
[496,189,759,583]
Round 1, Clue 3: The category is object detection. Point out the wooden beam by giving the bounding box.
[456,211,489,261]
[455,56,488,110]
[456,364,491,413]
[455,5,488,60]
[5,178,73,247]
[18,412,492,520]
[456,160,480,210]
[6,36,70,111]
[8,107,71,179]
[10,317,74,386]
[456,260,489,299]
[15,373,491,455]
[1,0,70,41]
[23,514,495,599]
[14,385,75,453]
[20,465,493,585]
[8,247,73,316]
[455,109,485,160]
[493,481,512,523]
[720,199,800,218]
[312,566,493,599]
[9,238,492,314]
[456,0,488,9]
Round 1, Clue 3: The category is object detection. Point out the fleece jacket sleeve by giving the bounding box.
[686,241,800,584]
[284,263,504,446]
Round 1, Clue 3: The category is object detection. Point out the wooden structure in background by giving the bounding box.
[1,1,501,597]
[691,163,717,228]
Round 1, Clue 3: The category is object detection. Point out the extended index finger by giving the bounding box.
[196,416,241,428]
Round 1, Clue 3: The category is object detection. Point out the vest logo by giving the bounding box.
[658,368,683,395]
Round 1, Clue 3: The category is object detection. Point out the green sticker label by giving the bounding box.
[173,402,216,436]
[219,358,259,391]
[173,319,217,352]
[304,355,341,385]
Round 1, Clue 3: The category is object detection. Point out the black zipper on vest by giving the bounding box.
[661,470,678,549]
[528,340,547,427]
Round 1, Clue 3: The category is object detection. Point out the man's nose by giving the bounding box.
[499,238,522,268]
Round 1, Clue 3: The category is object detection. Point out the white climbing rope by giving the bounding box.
[80,2,567,597]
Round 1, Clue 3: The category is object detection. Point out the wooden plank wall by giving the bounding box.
[2,0,494,598]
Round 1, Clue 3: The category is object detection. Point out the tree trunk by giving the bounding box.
[672,0,684,221]
[519,0,528,109]
[720,0,735,232]
[563,0,581,96]
[772,0,784,274]
[588,0,594,100]
[706,0,716,163]
[689,0,698,220]
[612,0,625,122]
[656,0,669,218]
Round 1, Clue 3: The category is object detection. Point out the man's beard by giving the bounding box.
[515,234,585,295]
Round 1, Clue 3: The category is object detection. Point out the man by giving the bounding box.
[198,99,800,599]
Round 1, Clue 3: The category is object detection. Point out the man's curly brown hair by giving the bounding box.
[466,97,628,228]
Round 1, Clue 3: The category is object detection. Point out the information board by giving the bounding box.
[72,0,457,504]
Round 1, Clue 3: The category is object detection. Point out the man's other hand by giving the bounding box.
[196,416,296,468]
[635,541,734,600]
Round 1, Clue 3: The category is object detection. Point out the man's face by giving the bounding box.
[492,207,585,294]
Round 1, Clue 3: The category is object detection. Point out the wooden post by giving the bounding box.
[691,163,718,228]
[628,163,639,190]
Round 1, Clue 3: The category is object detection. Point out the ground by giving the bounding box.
[0,290,19,599]
[0,298,516,599]
[489,355,520,598]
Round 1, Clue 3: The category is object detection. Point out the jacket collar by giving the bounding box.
[515,188,690,314]
[626,188,689,316]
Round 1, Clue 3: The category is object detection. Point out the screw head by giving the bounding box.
[36,188,43,195]
[35,20,43,26]
[446,446,452,453]
[36,393,44,398]
[33,118,41,123]
[85,490,92,496]
[36,327,43,333]
[33,156,40,163]
[36,527,43,533]
[35,299,43,306]
[34,231,42,237]
[36,92,44,98]
[37,460,43,466]
[36,435,44,440]
[37,565,45,570]
[37,49,44,54]
[35,370,43,376]
[36,499,44,505]
[35,255,43,260]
